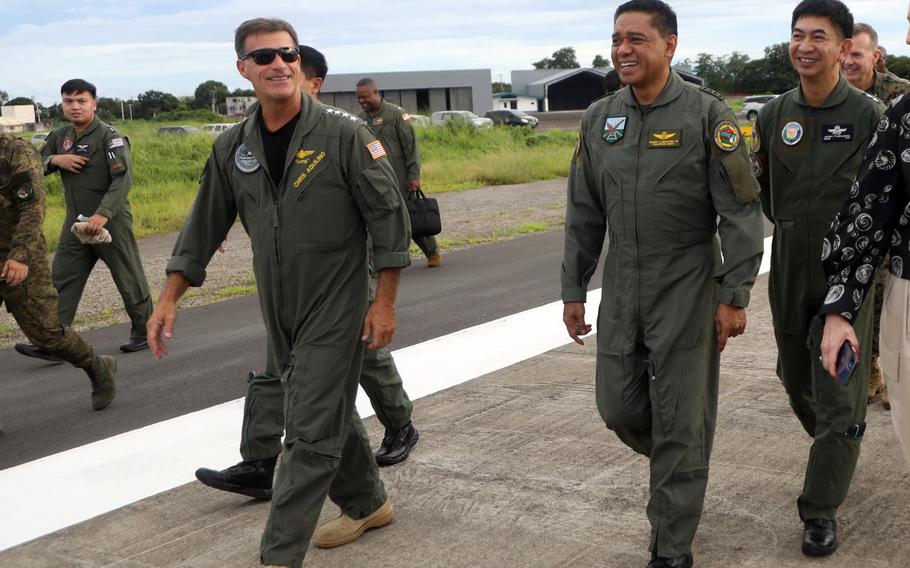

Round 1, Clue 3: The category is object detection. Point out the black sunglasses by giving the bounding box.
[240,47,299,66]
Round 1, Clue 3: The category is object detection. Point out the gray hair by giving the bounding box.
[853,22,879,49]
[234,18,299,58]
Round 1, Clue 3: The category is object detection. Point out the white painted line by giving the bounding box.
[0,291,601,551]
[759,235,772,276]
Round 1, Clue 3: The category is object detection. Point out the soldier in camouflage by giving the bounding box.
[0,133,117,412]
[842,22,910,408]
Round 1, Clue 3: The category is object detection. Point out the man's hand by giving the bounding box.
[147,300,178,359]
[563,302,592,345]
[85,214,109,236]
[1,259,29,287]
[362,301,396,350]
[407,179,420,192]
[51,154,89,173]
[821,313,860,380]
[715,303,747,353]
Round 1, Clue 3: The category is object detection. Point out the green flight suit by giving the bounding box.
[0,134,94,368]
[359,99,438,258]
[41,117,152,341]
[562,71,764,558]
[166,93,410,568]
[753,76,885,521]
[240,276,414,463]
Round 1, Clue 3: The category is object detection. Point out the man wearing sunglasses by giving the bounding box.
[195,45,420,508]
[146,18,410,568]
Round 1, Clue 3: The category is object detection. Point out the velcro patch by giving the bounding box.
[366,140,386,160]
[714,121,741,152]
[108,137,125,149]
[648,130,681,148]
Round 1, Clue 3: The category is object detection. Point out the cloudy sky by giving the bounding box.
[2,0,907,104]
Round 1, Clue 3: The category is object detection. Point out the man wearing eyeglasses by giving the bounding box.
[146,18,410,568]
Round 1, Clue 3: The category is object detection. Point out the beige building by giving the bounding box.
[0,105,36,132]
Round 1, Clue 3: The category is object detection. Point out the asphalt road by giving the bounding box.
[0,231,584,469]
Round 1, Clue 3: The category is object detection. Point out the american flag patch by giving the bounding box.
[366,140,386,160]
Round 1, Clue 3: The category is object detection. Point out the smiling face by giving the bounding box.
[842,31,878,89]
[355,84,382,114]
[611,11,676,92]
[236,31,300,104]
[789,15,851,81]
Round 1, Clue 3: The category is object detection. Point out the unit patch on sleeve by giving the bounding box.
[108,137,125,149]
[366,140,387,160]
[821,124,854,143]
[713,121,740,152]
[648,130,682,148]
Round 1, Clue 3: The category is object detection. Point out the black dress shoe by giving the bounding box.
[802,518,837,556]
[374,422,419,466]
[194,456,277,500]
[14,343,63,363]
[647,553,693,568]
[119,338,149,353]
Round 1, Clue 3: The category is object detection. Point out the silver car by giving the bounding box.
[742,95,778,122]
[430,110,493,128]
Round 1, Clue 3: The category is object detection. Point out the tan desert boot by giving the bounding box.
[427,253,442,268]
[313,499,394,548]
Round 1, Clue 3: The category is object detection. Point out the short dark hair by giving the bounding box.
[356,77,377,89]
[298,45,328,80]
[234,18,298,58]
[614,0,678,37]
[60,79,96,98]
[853,23,878,49]
[791,0,853,40]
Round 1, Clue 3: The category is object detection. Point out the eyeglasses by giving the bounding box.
[240,47,299,66]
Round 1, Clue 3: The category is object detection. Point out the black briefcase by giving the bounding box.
[406,189,442,238]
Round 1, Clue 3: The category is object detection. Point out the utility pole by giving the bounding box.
[121,100,125,120]
[128,103,133,120]
[211,90,216,114]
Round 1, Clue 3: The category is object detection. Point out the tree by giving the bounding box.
[889,55,910,80]
[492,82,512,93]
[230,87,256,97]
[6,96,34,106]
[533,47,580,69]
[136,90,179,119]
[193,80,230,113]
[592,54,611,68]
[0,90,7,105]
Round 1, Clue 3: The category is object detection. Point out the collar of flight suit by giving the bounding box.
[239,91,322,182]
[793,74,851,109]
[618,69,685,111]
[69,116,102,141]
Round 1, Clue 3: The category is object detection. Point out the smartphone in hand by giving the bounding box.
[836,341,857,385]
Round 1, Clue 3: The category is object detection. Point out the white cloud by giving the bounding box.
[3,0,908,103]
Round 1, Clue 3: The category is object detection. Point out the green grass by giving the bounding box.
[37,119,576,250]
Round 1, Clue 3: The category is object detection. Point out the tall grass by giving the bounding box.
[38,120,576,249]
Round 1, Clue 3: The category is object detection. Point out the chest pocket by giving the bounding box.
[292,152,334,200]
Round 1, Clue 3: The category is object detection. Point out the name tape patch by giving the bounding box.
[648,130,682,148]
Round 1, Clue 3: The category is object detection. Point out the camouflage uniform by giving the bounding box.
[867,71,910,405]
[0,134,116,410]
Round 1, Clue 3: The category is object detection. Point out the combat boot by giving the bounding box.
[427,252,442,268]
[802,519,837,556]
[868,357,885,403]
[647,553,693,567]
[375,422,419,466]
[87,355,117,411]
[313,499,394,548]
[195,456,277,500]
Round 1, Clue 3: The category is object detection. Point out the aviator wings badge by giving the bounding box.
[603,116,627,144]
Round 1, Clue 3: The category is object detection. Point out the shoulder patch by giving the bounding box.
[713,121,741,152]
[366,140,387,160]
[700,86,725,101]
[108,137,125,149]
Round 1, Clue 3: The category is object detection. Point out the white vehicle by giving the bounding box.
[430,110,493,128]
[30,132,48,146]
[742,95,778,122]
[202,123,237,136]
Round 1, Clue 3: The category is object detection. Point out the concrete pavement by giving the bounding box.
[2,271,909,568]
